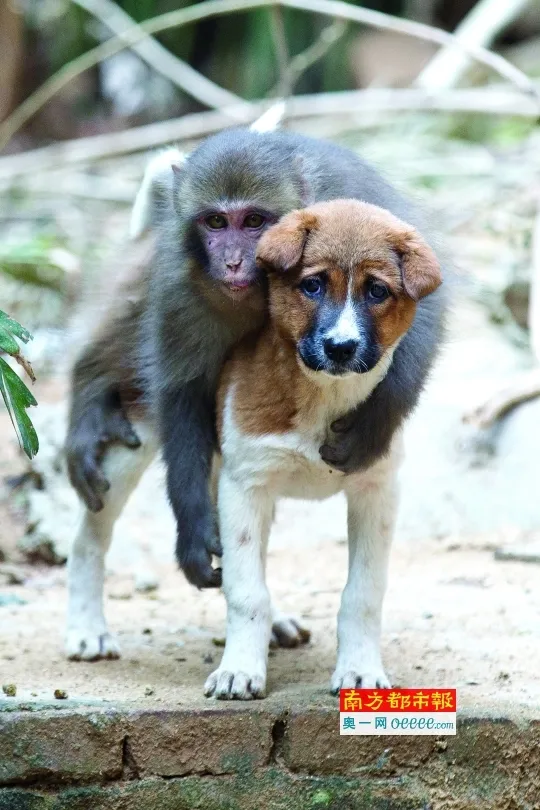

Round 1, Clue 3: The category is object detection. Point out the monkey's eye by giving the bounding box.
[299,276,325,299]
[205,214,227,229]
[367,280,390,302]
[243,213,265,229]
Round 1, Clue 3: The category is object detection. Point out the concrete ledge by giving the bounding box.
[1,697,539,809]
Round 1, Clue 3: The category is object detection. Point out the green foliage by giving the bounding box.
[0,235,68,291]
[0,311,39,460]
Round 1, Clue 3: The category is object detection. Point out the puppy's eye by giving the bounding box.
[367,281,390,302]
[300,276,325,298]
[244,213,265,229]
[205,214,227,229]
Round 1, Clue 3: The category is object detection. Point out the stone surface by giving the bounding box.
[0,709,124,785]
[125,706,276,777]
[0,703,539,809]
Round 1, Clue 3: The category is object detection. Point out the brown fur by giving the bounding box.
[218,200,441,439]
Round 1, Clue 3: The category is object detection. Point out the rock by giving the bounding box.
[134,570,159,593]
[494,537,540,564]
[2,684,16,697]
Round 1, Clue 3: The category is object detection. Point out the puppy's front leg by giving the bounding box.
[204,470,274,700]
[332,463,398,692]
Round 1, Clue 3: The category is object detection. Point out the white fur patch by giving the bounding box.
[325,285,361,345]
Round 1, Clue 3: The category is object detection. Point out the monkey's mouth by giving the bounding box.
[222,279,254,294]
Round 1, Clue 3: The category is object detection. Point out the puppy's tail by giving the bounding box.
[129,147,185,241]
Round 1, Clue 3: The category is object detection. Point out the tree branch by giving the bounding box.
[416,0,535,91]
[530,200,540,364]
[269,6,291,98]
[0,85,538,180]
[1,0,538,152]
[71,0,244,110]
[269,19,347,98]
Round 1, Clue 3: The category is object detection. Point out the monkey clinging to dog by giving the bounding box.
[65,128,447,660]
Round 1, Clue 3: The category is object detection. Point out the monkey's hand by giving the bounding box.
[178,514,223,589]
[319,397,396,475]
[319,409,373,474]
[66,397,141,512]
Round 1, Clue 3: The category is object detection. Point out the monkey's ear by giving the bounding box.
[257,211,318,272]
[398,231,442,301]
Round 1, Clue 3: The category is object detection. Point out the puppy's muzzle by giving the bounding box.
[323,337,359,365]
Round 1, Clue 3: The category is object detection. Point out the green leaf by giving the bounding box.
[0,326,20,355]
[0,357,39,459]
[0,310,33,345]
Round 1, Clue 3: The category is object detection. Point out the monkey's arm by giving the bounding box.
[320,362,409,474]
[160,379,222,589]
[66,347,141,513]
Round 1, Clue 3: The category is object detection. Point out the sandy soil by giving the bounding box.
[1,527,538,716]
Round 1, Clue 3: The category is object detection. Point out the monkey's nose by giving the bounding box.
[324,338,358,364]
[225,259,243,272]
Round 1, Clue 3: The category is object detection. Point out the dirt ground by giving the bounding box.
[1,510,539,715]
[1,299,540,716]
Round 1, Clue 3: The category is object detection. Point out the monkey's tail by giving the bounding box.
[129,147,185,241]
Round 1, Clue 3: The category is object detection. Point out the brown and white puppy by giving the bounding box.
[204,199,442,700]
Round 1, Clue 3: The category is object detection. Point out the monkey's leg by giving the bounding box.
[65,420,158,661]
[205,474,274,700]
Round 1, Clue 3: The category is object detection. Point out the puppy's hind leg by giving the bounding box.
[65,420,157,661]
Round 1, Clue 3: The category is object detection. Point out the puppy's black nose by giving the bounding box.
[323,338,358,364]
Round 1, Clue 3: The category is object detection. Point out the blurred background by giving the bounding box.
[0,0,539,704]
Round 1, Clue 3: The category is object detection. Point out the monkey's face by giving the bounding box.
[257,200,442,378]
[193,207,279,298]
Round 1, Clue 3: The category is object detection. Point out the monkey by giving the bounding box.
[65,128,447,659]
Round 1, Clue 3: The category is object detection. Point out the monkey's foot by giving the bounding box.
[331,659,391,693]
[65,628,121,661]
[204,668,266,700]
[270,611,311,648]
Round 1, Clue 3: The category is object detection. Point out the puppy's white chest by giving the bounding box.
[221,393,347,499]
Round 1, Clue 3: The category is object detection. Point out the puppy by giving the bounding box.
[204,199,443,700]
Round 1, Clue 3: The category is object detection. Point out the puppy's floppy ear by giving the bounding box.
[257,210,318,272]
[396,229,442,301]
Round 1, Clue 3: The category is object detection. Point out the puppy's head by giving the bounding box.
[256,200,442,377]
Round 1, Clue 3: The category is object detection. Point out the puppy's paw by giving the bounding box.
[65,629,121,661]
[204,668,266,700]
[331,663,390,693]
[270,614,311,648]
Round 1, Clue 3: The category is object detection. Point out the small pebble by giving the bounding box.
[203,653,214,665]
[212,637,226,647]
[2,683,16,697]
[54,689,68,700]
[135,571,159,592]
[144,686,155,696]
[142,627,152,635]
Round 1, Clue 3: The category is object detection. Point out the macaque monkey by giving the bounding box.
[65,129,446,659]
